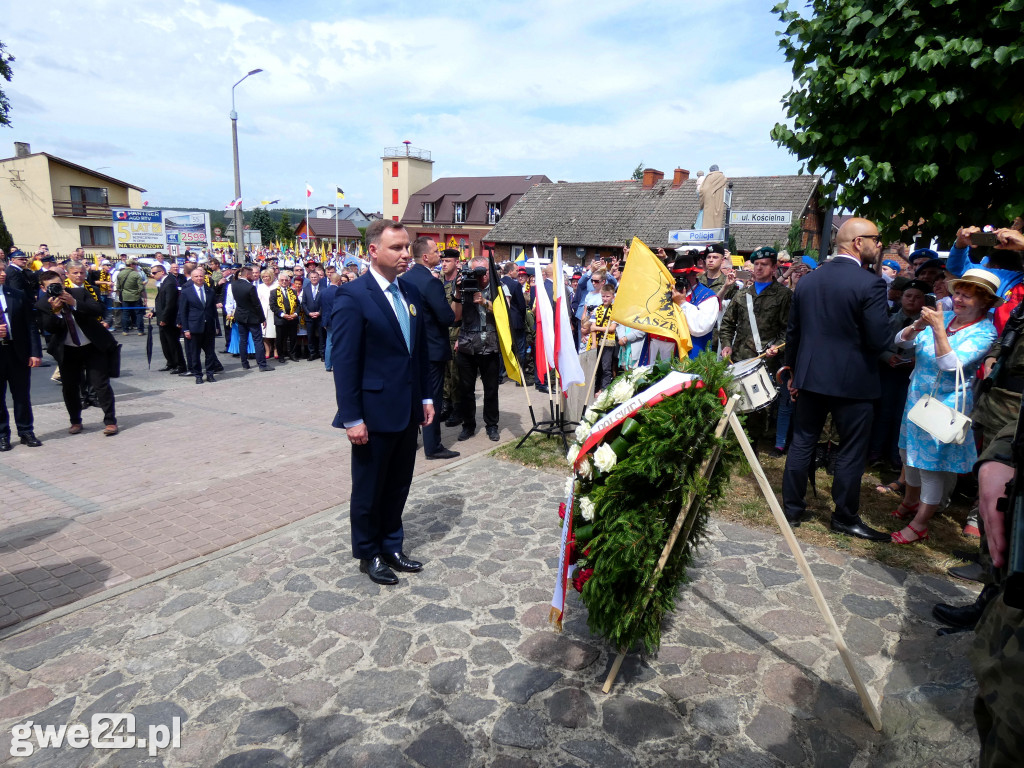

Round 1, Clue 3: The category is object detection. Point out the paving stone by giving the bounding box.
[197,698,245,725]
[561,738,634,768]
[173,607,230,637]
[470,622,521,640]
[700,651,760,676]
[406,694,444,721]
[690,696,740,735]
[180,672,219,701]
[851,558,908,586]
[493,663,561,704]
[428,658,467,694]
[88,670,124,694]
[404,723,472,768]
[716,747,782,768]
[469,639,513,667]
[284,574,316,593]
[151,667,189,696]
[214,749,290,768]
[326,612,380,641]
[842,594,897,620]
[602,697,684,747]
[0,686,54,719]
[412,604,473,623]
[546,687,596,728]
[671,627,723,649]
[2,629,93,671]
[329,743,415,768]
[225,582,273,605]
[448,694,498,724]
[716,540,765,556]
[493,705,547,748]
[844,615,887,657]
[370,630,412,667]
[746,703,806,764]
[433,625,473,648]
[757,609,826,638]
[299,713,364,765]
[252,595,299,621]
[217,652,265,680]
[335,669,423,713]
[157,592,204,617]
[762,663,814,709]
[308,591,357,612]
[235,706,299,745]
[79,683,144,723]
[755,566,801,587]
[518,632,601,671]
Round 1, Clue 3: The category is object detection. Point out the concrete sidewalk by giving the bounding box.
[0,345,547,630]
[0,456,980,767]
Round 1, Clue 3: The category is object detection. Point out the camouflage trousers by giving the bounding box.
[443,333,461,407]
[971,592,1024,767]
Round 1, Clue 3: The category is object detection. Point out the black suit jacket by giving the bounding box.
[501,275,526,330]
[321,283,340,330]
[5,265,38,299]
[177,283,218,334]
[300,282,324,319]
[399,263,456,362]
[154,277,181,325]
[1,284,42,362]
[785,257,891,399]
[230,279,266,325]
[35,287,116,361]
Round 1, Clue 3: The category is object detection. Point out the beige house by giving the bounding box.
[381,145,433,222]
[0,142,145,256]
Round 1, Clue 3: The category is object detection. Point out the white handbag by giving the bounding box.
[907,357,972,445]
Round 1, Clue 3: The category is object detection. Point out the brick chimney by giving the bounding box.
[671,168,690,188]
[641,168,664,189]
[14,142,30,158]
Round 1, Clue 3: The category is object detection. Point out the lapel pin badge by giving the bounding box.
[409,304,417,317]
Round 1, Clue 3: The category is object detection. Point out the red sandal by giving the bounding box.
[891,523,929,544]
[891,501,919,520]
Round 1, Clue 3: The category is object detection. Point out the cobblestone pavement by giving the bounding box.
[0,345,537,629]
[0,457,981,767]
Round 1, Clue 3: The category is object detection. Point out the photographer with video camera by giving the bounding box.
[454,257,501,442]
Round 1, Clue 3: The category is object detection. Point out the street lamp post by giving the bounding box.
[231,68,263,258]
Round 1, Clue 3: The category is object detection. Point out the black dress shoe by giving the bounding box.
[381,551,423,573]
[171,368,187,375]
[0,436,10,452]
[241,363,251,370]
[19,432,42,448]
[486,426,500,442]
[784,513,805,528]
[206,374,217,383]
[933,584,998,629]
[359,556,399,585]
[260,365,274,372]
[195,376,204,384]
[457,427,475,441]
[445,414,463,428]
[830,517,890,542]
[535,383,549,393]
[157,365,172,372]
[426,448,460,460]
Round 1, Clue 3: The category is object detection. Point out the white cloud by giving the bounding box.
[3,0,799,210]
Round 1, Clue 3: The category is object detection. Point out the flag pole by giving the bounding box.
[585,330,609,404]
[305,181,310,260]
[335,187,339,258]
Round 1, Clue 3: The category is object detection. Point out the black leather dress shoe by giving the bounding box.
[486,426,500,442]
[172,368,188,375]
[830,517,890,542]
[157,365,172,372]
[0,436,11,452]
[206,374,217,383]
[241,363,251,370]
[359,556,399,585]
[426,448,460,460]
[784,513,805,528]
[260,366,274,372]
[195,376,204,384]
[382,552,423,573]
[445,414,463,428]
[19,432,42,448]
[933,584,997,629]
[457,428,475,441]
[535,383,549,393]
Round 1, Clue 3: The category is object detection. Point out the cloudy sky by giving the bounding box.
[3,0,801,213]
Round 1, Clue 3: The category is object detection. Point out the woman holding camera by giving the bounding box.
[890,269,999,543]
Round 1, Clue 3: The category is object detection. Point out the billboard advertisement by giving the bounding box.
[164,211,212,255]
[112,208,165,253]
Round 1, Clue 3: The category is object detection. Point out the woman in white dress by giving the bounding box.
[256,269,277,360]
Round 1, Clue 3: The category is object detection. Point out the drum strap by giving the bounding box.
[745,293,763,354]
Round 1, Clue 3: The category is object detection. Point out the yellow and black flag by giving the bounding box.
[336,187,345,199]
[487,254,524,385]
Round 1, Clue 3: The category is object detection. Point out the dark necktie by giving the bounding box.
[0,295,8,346]
[63,308,81,346]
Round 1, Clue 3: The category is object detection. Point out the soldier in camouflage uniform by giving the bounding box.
[718,247,791,369]
[699,243,738,302]
[440,250,462,427]
[969,415,1024,768]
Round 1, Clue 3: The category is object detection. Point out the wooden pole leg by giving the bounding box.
[602,650,627,694]
[727,412,883,732]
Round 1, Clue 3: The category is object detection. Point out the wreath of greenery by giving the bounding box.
[565,352,742,655]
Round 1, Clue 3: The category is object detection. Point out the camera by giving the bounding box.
[459,265,487,298]
[46,282,64,298]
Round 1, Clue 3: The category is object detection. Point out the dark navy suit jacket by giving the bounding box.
[301,282,324,318]
[177,283,219,335]
[785,257,891,400]
[399,263,455,362]
[331,271,430,433]
[321,283,340,330]
[2,284,42,362]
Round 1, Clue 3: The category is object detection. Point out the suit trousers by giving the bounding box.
[234,322,267,368]
[457,351,500,431]
[0,346,34,437]
[305,318,322,357]
[59,344,116,426]
[782,390,873,523]
[158,324,186,370]
[422,360,446,454]
[186,330,217,375]
[277,320,298,359]
[349,422,418,559]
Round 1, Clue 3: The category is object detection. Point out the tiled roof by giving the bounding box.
[298,217,361,238]
[485,175,821,252]
[401,175,552,228]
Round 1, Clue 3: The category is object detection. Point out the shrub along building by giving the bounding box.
[485,168,825,266]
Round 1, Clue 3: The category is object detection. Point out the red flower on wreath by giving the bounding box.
[572,567,594,592]
[558,502,566,520]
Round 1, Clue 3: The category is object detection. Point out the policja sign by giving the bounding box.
[668,229,725,245]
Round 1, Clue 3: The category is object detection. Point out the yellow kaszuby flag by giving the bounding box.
[610,237,692,356]
[488,256,523,384]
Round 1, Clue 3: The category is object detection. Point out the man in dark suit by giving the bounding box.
[400,237,461,460]
[35,266,119,436]
[177,265,220,383]
[0,266,43,450]
[332,220,432,586]
[271,272,300,361]
[780,218,892,540]
[230,265,273,372]
[500,262,528,380]
[4,250,39,299]
[321,272,342,373]
[300,270,325,361]
[149,263,187,374]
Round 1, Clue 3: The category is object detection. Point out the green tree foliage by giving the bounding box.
[276,211,293,243]
[631,162,645,181]
[0,42,14,127]
[250,207,276,248]
[772,0,1024,240]
[786,218,804,253]
[0,206,14,252]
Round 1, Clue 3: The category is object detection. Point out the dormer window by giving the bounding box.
[454,202,466,224]
[488,203,501,224]
[423,202,435,223]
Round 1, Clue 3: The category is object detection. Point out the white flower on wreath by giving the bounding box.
[593,389,613,410]
[593,443,618,473]
[575,422,592,444]
[609,378,635,404]
[629,366,652,384]
[583,407,600,425]
[564,476,576,499]
[566,444,581,466]
[579,496,595,522]
[577,457,593,480]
